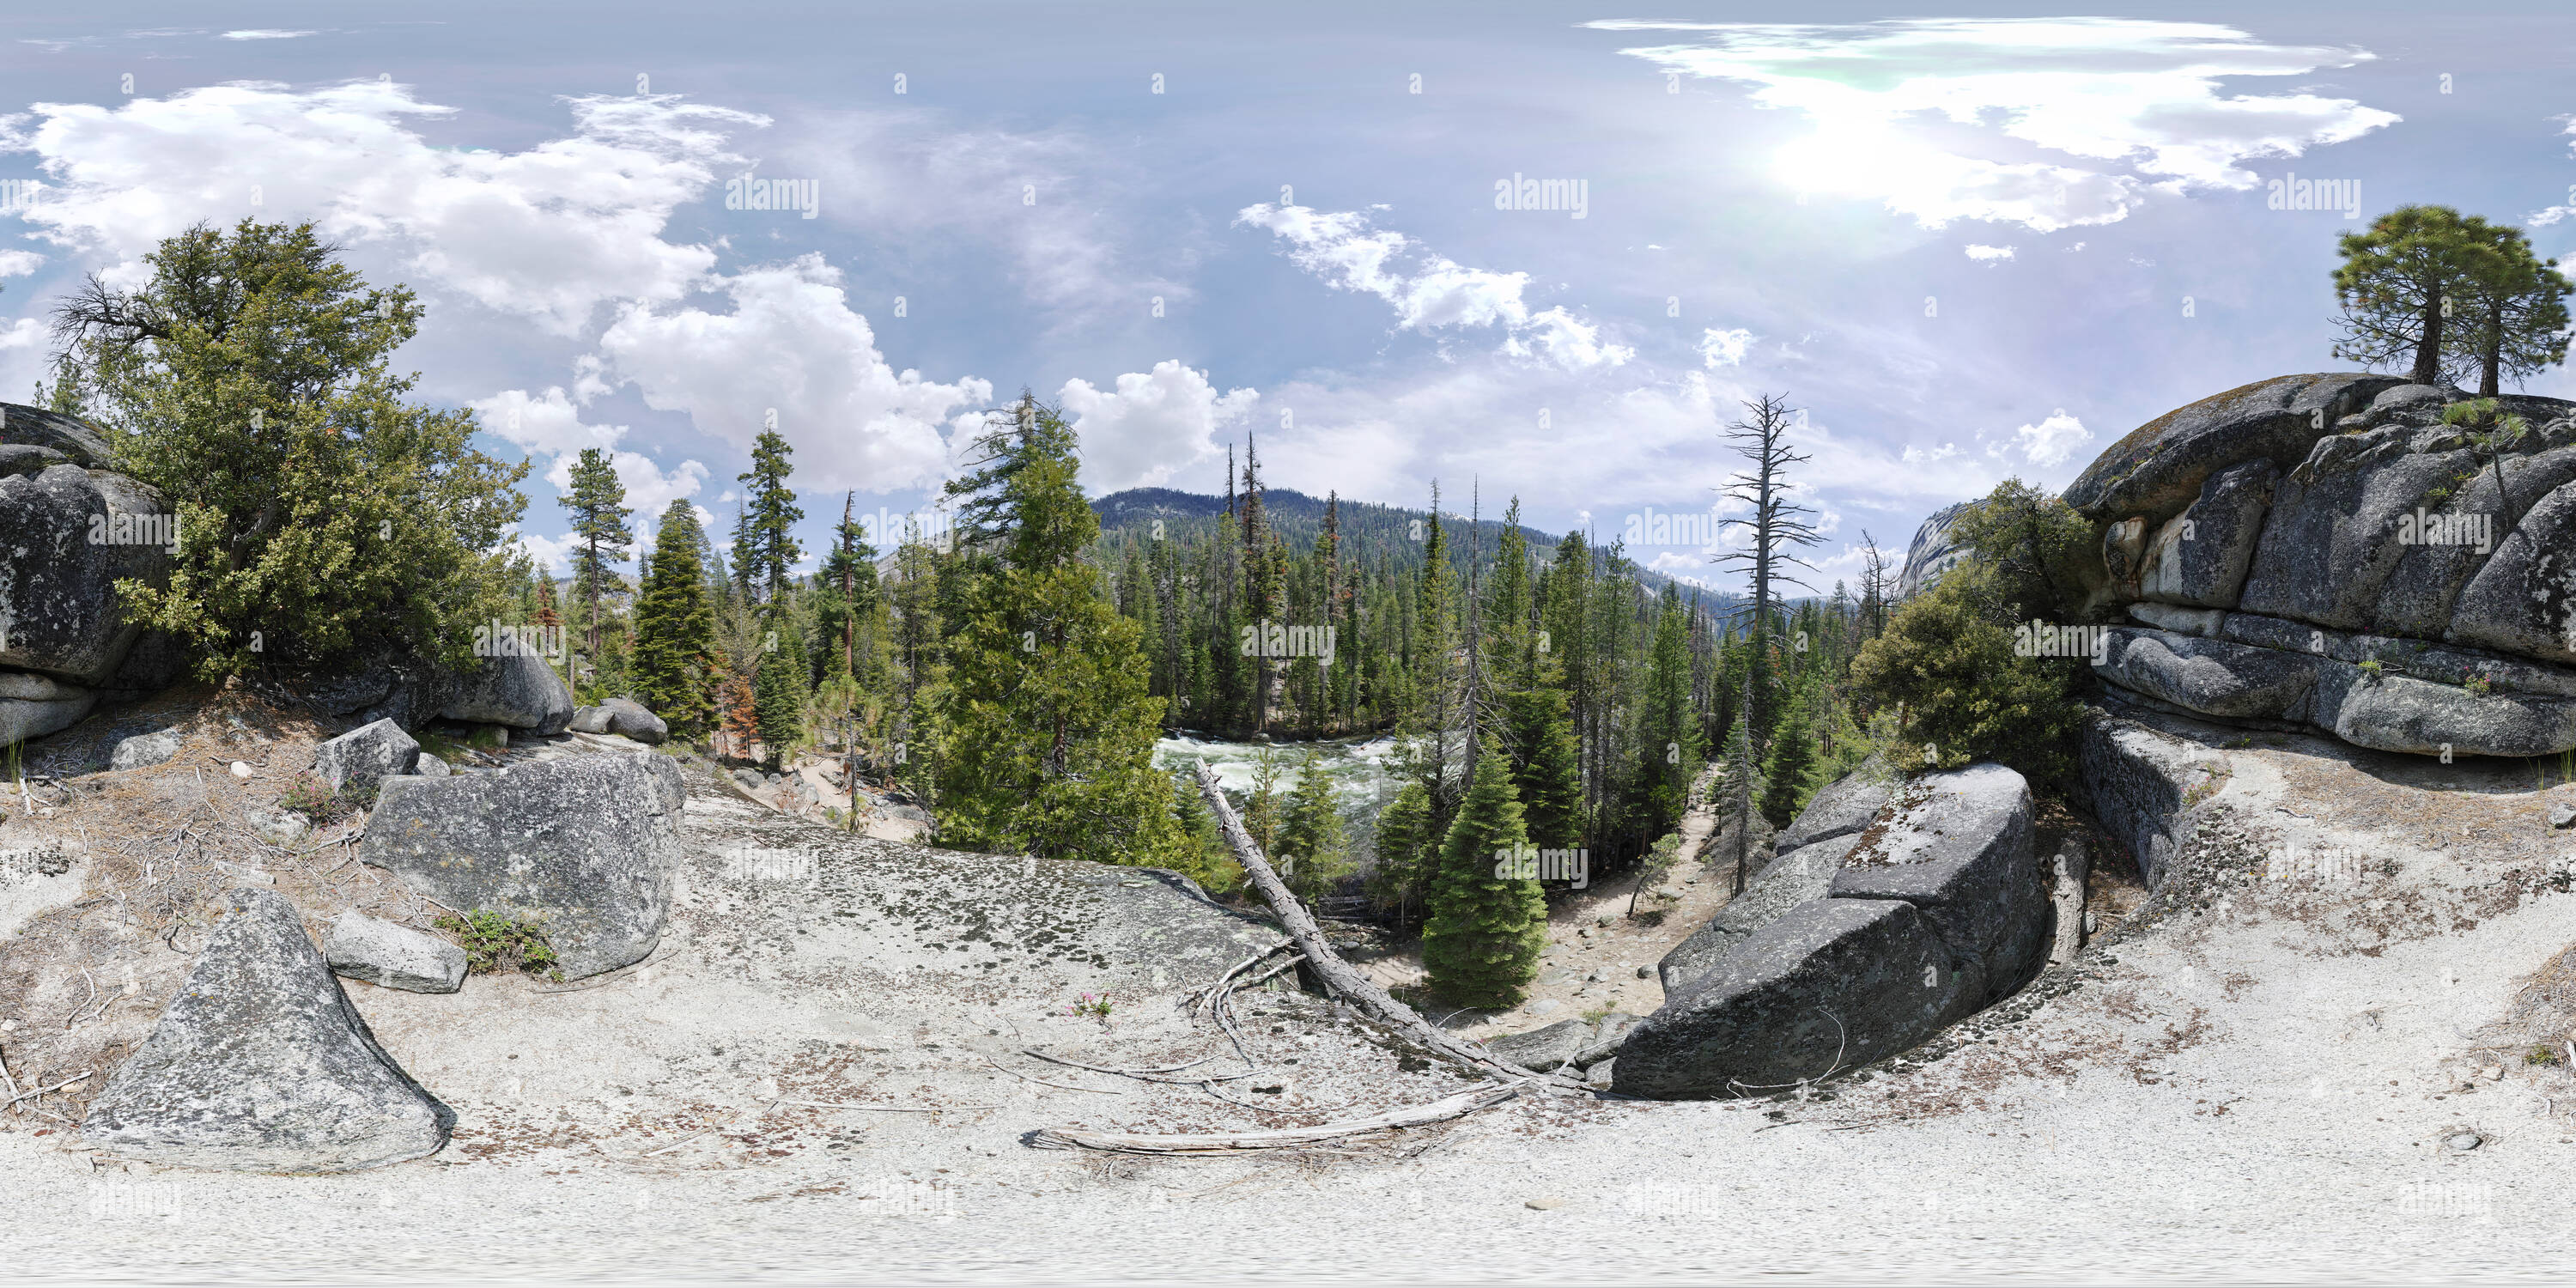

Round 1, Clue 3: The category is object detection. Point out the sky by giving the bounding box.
[3,2,2572,593]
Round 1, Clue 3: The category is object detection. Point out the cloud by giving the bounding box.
[0,249,41,276]
[1594,18,2399,232]
[1237,203,1631,368]
[2,82,759,334]
[1699,326,1753,367]
[507,527,581,576]
[470,385,714,525]
[2011,409,2093,466]
[593,254,993,494]
[1056,360,1260,493]
[219,29,315,40]
[545,450,710,520]
[1965,244,2016,264]
[2530,120,2576,226]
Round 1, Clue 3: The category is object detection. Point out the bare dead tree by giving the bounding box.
[1712,393,1821,895]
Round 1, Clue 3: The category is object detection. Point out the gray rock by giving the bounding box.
[0,401,114,467]
[0,443,74,479]
[1774,756,1893,856]
[79,887,454,1172]
[0,465,170,685]
[2138,459,2275,608]
[2549,801,2575,829]
[1830,762,2044,1006]
[2065,374,2401,527]
[1661,833,1862,993]
[568,705,613,734]
[2101,517,2148,597]
[1585,1058,1616,1091]
[599,697,667,744]
[2096,627,2319,721]
[2242,443,2477,632]
[2378,447,2576,641]
[323,911,466,993]
[1485,1018,1592,1072]
[1524,998,1564,1018]
[1897,501,1974,599]
[1616,898,1965,1099]
[109,728,182,771]
[0,690,97,747]
[245,805,308,846]
[414,753,451,778]
[439,649,574,734]
[2372,384,2450,415]
[312,718,421,801]
[1572,1012,1643,1068]
[2127,601,2225,636]
[359,752,688,980]
[2449,461,2576,667]
[2079,714,2228,890]
[2310,661,2576,758]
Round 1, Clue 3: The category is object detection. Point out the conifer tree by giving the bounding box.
[1368,780,1435,926]
[1421,733,1546,1007]
[1760,683,1821,827]
[930,396,1190,867]
[753,607,807,769]
[1276,749,1352,904]
[735,428,804,605]
[631,500,717,737]
[559,447,633,662]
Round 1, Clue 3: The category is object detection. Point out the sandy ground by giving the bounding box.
[7,708,2576,1283]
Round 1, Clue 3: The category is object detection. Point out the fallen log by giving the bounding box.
[1029,1082,1525,1154]
[1189,757,1579,1091]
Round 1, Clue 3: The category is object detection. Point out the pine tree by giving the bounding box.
[931,396,1190,868]
[631,500,717,737]
[1367,781,1434,927]
[1276,748,1352,905]
[1760,683,1821,828]
[559,447,633,663]
[2333,205,2497,386]
[1421,733,1546,1008]
[753,606,807,769]
[815,492,878,686]
[735,428,804,605]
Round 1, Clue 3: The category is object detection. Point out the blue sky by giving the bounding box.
[4,3,2572,592]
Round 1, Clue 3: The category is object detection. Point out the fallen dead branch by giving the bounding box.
[776,1099,999,1114]
[1029,1081,1526,1154]
[3,1069,94,1111]
[984,1051,1126,1094]
[1188,758,1580,1091]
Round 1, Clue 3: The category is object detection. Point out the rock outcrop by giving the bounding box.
[439,649,574,734]
[0,465,171,696]
[79,887,454,1173]
[1897,501,1974,599]
[312,718,422,799]
[358,752,688,979]
[570,696,668,744]
[1618,762,2044,1099]
[323,910,467,993]
[2068,376,2576,757]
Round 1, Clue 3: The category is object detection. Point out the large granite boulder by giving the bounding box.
[571,697,667,744]
[1620,762,2044,1098]
[2137,459,2275,608]
[2079,714,2227,890]
[0,401,114,468]
[80,887,454,1173]
[1659,832,1861,993]
[1829,762,2044,1007]
[359,752,688,979]
[2063,373,2402,527]
[1773,756,1892,856]
[2071,375,2576,757]
[1617,898,1965,1098]
[312,718,421,800]
[439,648,574,734]
[2098,628,2319,721]
[0,464,170,686]
[0,669,96,747]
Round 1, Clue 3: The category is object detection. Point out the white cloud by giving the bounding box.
[1965,244,2016,264]
[546,450,710,519]
[2530,121,2576,226]
[2011,409,2093,467]
[594,254,993,494]
[2,82,759,335]
[506,527,580,575]
[219,29,315,40]
[1237,203,1631,368]
[470,386,714,525]
[1699,326,1753,367]
[1056,360,1260,493]
[0,250,42,276]
[1595,18,2400,232]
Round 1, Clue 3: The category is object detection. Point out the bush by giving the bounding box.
[1851,481,2095,791]
[434,909,562,979]
[279,771,358,822]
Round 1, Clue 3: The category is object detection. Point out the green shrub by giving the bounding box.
[434,910,562,980]
[279,771,358,821]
